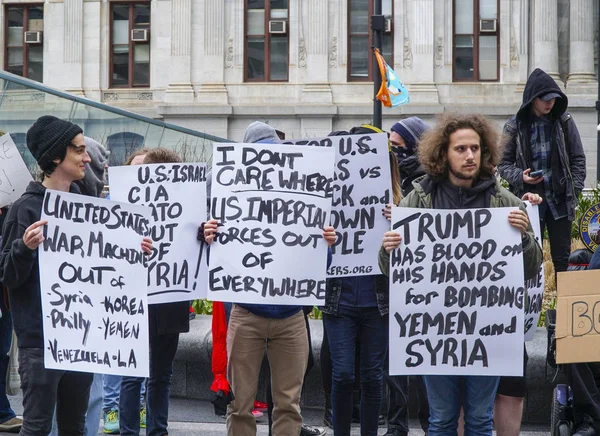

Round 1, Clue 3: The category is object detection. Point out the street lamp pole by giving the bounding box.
[372,0,384,129]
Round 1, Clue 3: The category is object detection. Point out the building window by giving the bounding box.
[245,0,289,82]
[348,0,393,81]
[110,3,150,88]
[453,0,499,81]
[4,5,44,82]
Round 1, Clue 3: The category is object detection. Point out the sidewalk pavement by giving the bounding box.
[2,391,550,436]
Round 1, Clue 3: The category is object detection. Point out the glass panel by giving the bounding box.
[479,35,497,80]
[480,0,497,19]
[28,45,44,83]
[350,35,369,77]
[248,0,265,9]
[382,34,392,63]
[247,36,265,79]
[113,9,129,45]
[349,0,369,34]
[271,9,288,19]
[455,0,474,34]
[7,48,23,76]
[134,5,150,27]
[133,44,150,86]
[7,8,24,46]
[454,35,474,79]
[134,44,150,63]
[269,37,288,80]
[112,49,129,86]
[29,6,44,31]
[159,129,212,164]
[271,0,287,9]
[382,0,392,17]
[247,10,265,35]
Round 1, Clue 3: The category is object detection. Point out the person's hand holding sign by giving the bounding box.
[508,210,529,237]
[322,226,336,246]
[141,237,153,255]
[23,220,48,250]
[198,219,219,245]
[382,231,402,254]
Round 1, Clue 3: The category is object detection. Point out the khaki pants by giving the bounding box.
[226,305,308,436]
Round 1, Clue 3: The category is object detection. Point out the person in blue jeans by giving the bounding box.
[119,147,190,436]
[0,270,22,432]
[380,113,542,436]
[103,375,147,433]
[321,125,401,436]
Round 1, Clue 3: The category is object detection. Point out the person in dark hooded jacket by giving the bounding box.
[390,117,429,198]
[499,68,586,276]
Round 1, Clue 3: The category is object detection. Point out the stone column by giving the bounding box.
[301,0,332,103]
[532,0,560,80]
[197,0,228,104]
[63,0,84,94]
[568,0,596,83]
[165,0,194,102]
[405,0,438,103]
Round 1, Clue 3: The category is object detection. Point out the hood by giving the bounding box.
[24,181,47,198]
[243,121,280,143]
[517,68,567,121]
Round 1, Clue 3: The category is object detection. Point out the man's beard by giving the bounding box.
[449,165,479,181]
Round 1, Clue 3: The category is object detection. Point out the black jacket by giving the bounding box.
[399,155,425,197]
[0,182,80,348]
[498,68,586,221]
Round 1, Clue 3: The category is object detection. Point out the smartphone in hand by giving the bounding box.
[530,170,544,178]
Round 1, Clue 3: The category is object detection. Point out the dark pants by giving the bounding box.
[539,202,572,274]
[120,329,179,436]
[18,348,92,436]
[0,293,16,423]
[324,306,388,436]
[384,372,429,435]
[266,309,314,435]
[321,327,361,396]
[564,363,600,430]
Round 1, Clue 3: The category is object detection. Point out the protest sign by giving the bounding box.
[556,269,600,364]
[0,133,33,208]
[284,133,392,277]
[208,142,335,305]
[523,202,544,341]
[388,207,525,376]
[39,190,150,376]
[109,163,208,304]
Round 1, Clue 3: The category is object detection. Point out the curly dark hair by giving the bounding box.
[418,113,501,181]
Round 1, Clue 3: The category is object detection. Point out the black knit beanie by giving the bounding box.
[26,115,83,169]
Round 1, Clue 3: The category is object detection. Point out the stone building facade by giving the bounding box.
[1,0,599,182]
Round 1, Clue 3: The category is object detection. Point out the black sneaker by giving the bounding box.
[574,423,596,436]
[300,424,326,436]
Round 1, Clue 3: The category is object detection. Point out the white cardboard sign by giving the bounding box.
[109,163,209,304]
[284,133,392,277]
[0,134,33,208]
[39,190,150,376]
[208,142,335,305]
[388,207,525,376]
[523,202,544,341]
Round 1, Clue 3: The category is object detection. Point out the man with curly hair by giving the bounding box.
[378,113,542,436]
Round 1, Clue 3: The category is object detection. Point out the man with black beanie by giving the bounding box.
[0,115,93,436]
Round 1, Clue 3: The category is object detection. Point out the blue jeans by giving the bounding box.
[0,294,16,423]
[323,306,388,436]
[423,375,500,436]
[103,375,146,412]
[120,333,179,436]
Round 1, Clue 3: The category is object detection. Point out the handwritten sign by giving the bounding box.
[39,190,150,376]
[523,202,544,341]
[0,134,33,207]
[388,207,525,376]
[556,269,600,363]
[284,134,392,277]
[208,142,335,305]
[109,163,208,304]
